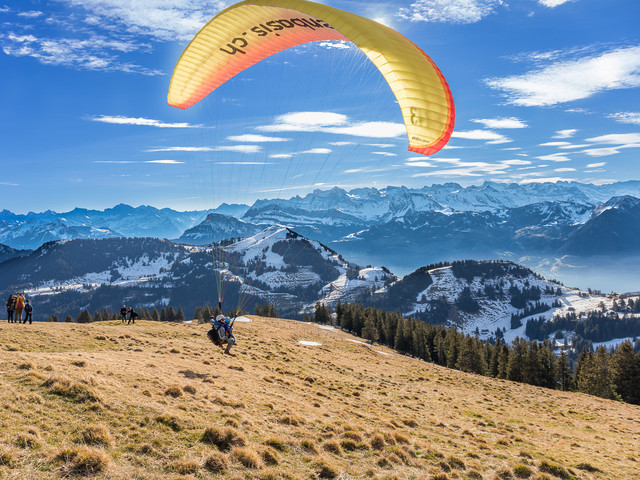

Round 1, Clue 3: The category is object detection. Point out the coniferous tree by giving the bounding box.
[497,343,510,379]
[65,314,74,323]
[507,338,527,382]
[362,316,378,344]
[176,308,186,322]
[166,306,177,322]
[610,340,640,404]
[556,349,572,391]
[152,307,160,322]
[93,310,102,323]
[45,314,59,322]
[76,310,92,323]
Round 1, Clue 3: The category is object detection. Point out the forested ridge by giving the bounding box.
[311,302,640,405]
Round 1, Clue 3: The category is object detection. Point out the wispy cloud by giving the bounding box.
[1,32,162,75]
[90,115,203,128]
[536,153,571,162]
[538,0,575,7]
[227,134,290,143]
[398,0,504,24]
[485,45,640,106]
[554,167,576,172]
[452,129,511,144]
[17,10,43,18]
[607,112,640,125]
[553,129,578,138]
[212,145,262,154]
[146,146,213,152]
[145,160,184,164]
[258,111,406,139]
[500,159,531,165]
[59,0,223,42]
[586,162,606,168]
[410,158,510,177]
[521,177,575,184]
[471,117,528,129]
[586,133,640,144]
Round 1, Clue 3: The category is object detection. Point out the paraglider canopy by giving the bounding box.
[168,0,454,156]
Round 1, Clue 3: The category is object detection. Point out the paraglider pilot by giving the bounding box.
[208,314,236,355]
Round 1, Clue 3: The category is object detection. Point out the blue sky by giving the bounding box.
[1,0,639,214]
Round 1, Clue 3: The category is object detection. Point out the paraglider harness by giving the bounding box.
[207,308,235,347]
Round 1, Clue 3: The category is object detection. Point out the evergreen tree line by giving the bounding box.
[313,301,640,405]
[45,306,187,323]
[526,310,640,343]
[510,300,559,329]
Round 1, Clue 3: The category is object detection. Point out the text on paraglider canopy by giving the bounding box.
[220,17,335,55]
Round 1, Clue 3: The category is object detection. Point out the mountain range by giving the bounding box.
[2,181,640,292]
[2,228,638,350]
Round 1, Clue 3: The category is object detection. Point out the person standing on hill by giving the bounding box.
[14,293,25,323]
[120,305,127,323]
[23,300,33,324]
[6,294,15,323]
[127,307,138,324]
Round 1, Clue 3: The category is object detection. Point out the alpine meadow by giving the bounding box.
[2,0,640,479]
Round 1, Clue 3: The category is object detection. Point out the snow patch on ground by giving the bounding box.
[298,340,322,346]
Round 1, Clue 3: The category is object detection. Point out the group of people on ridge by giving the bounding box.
[119,305,139,324]
[6,293,33,324]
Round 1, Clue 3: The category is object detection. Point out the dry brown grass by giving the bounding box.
[0,317,638,479]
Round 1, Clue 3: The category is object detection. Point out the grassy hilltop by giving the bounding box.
[0,318,638,479]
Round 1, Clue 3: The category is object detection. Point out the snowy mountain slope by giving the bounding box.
[0,204,216,249]
[176,213,262,245]
[1,230,636,347]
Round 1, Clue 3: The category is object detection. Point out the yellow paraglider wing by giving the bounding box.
[168,0,454,156]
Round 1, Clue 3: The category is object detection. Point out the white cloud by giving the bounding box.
[318,41,351,50]
[145,160,184,164]
[485,45,640,106]
[585,133,640,144]
[366,143,396,148]
[212,145,262,154]
[330,141,355,146]
[411,161,509,177]
[586,162,606,168]
[404,161,434,168]
[146,146,212,152]
[60,0,224,42]
[553,129,578,138]
[538,0,575,7]
[452,129,511,144]
[471,117,528,129]
[258,111,406,139]
[372,152,397,156]
[269,153,293,159]
[580,147,621,157]
[500,159,531,165]
[301,148,332,154]
[227,134,290,143]
[554,167,576,172]
[214,162,273,165]
[1,33,162,75]
[607,112,640,125]
[17,11,43,18]
[540,141,571,146]
[536,153,571,162]
[398,0,504,24]
[558,144,591,149]
[90,115,202,128]
[521,177,575,184]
